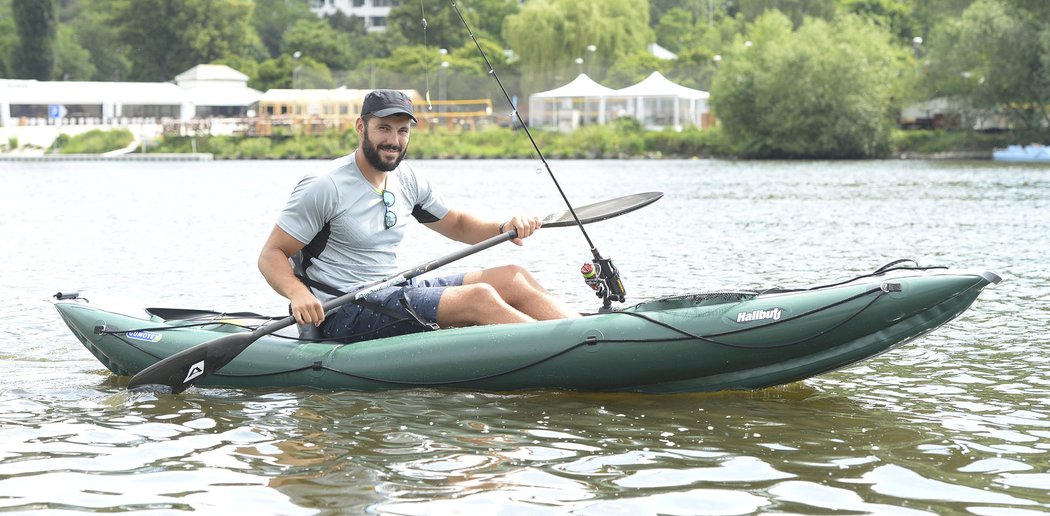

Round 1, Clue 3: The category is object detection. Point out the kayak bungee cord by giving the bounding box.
[213,287,897,384]
[100,283,915,385]
[755,261,950,295]
[446,0,627,311]
[88,261,972,387]
[211,276,989,386]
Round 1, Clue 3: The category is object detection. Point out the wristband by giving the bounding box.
[498,221,507,234]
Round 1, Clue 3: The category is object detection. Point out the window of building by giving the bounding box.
[9,104,49,118]
[196,105,246,118]
[122,104,180,118]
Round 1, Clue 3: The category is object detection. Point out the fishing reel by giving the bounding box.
[580,257,627,312]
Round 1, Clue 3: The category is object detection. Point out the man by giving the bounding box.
[258,89,578,342]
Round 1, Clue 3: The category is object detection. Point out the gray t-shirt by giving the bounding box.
[277,153,450,301]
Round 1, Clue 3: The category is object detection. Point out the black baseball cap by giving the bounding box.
[361,89,417,122]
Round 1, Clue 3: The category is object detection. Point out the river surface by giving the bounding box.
[0,158,1047,514]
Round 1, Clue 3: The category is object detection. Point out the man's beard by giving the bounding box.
[362,126,408,172]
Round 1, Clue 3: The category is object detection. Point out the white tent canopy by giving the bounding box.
[531,73,617,99]
[527,72,711,132]
[610,72,710,131]
[528,74,616,131]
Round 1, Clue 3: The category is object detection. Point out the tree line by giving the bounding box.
[2,0,1048,158]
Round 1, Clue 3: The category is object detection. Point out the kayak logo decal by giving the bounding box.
[735,308,784,323]
[127,330,163,343]
[184,360,205,383]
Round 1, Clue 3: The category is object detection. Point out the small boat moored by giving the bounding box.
[992,144,1050,162]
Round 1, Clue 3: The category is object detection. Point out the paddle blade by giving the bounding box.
[127,332,255,394]
[542,192,663,228]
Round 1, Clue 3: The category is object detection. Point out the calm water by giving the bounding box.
[1,158,1047,514]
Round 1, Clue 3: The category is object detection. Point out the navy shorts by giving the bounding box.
[321,273,465,343]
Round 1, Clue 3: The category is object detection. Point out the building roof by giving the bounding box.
[175,64,249,84]
[647,43,678,60]
[0,64,262,109]
[0,79,185,105]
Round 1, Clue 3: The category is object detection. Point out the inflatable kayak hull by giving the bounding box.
[55,266,1000,393]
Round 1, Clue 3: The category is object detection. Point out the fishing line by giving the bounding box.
[420,0,433,110]
[445,0,627,310]
[446,0,585,242]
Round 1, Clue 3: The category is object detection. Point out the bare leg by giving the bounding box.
[465,265,579,320]
[435,282,534,327]
[434,265,578,328]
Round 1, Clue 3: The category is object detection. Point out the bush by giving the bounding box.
[53,128,134,154]
[711,12,909,158]
[890,129,1023,155]
[145,124,728,160]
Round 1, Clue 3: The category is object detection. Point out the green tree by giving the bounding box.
[0,0,17,77]
[69,0,130,80]
[605,52,670,89]
[655,8,702,53]
[925,0,1050,131]
[462,0,519,41]
[734,0,837,25]
[387,0,516,50]
[252,0,315,57]
[387,0,463,51]
[52,24,95,80]
[711,11,910,158]
[668,47,720,90]
[111,0,264,81]
[252,53,334,91]
[650,0,721,28]
[839,0,920,43]
[909,0,973,34]
[503,0,652,93]
[11,0,56,80]
[282,18,357,71]
[325,10,365,34]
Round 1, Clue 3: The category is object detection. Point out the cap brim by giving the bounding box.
[370,108,417,122]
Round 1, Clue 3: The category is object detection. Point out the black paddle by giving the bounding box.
[127,192,663,394]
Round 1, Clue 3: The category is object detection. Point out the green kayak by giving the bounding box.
[54,264,999,394]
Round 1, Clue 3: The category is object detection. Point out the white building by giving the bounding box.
[0,64,261,150]
[0,64,261,127]
[175,64,263,118]
[309,0,401,32]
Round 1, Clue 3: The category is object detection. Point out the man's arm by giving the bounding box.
[425,208,541,246]
[258,225,326,325]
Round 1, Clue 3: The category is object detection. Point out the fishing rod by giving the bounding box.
[446,0,627,310]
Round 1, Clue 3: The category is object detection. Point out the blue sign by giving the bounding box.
[48,104,61,119]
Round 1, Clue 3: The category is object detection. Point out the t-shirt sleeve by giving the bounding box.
[408,166,449,223]
[276,175,337,245]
